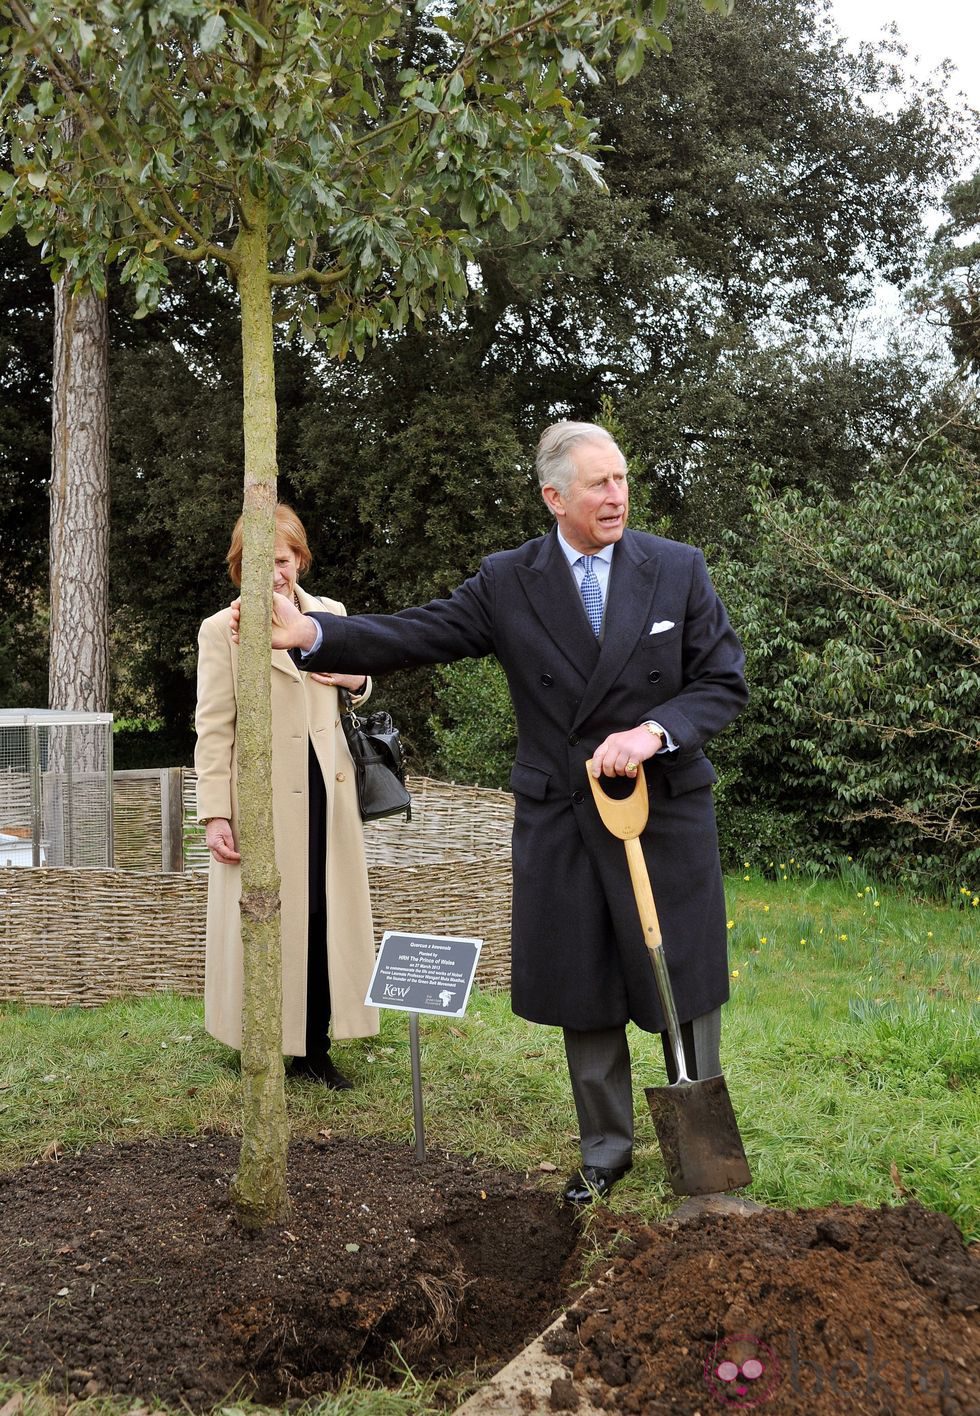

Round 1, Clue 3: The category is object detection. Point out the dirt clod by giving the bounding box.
[549,1375,581,1410]
[547,1202,980,1415]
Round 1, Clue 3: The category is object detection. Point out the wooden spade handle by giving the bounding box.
[625,836,663,953]
[625,836,689,1082]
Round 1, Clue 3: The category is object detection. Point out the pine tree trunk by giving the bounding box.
[49,277,109,712]
[228,190,290,1229]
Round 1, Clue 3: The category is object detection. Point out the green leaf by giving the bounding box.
[498,199,519,232]
[227,9,272,49]
[615,38,646,84]
[198,14,227,53]
[0,198,16,239]
[36,80,56,116]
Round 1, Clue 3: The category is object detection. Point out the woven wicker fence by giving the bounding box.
[0,777,514,1007]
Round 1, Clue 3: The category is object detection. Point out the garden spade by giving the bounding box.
[586,762,752,1196]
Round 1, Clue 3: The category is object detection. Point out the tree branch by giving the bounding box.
[8,1,234,269]
[810,709,980,749]
[758,501,980,658]
[268,263,350,288]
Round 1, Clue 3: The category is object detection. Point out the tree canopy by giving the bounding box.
[1,0,730,347]
[0,0,974,885]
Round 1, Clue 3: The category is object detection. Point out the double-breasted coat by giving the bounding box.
[298,528,747,1033]
[195,584,380,1054]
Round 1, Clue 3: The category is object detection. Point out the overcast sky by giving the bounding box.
[828,0,980,110]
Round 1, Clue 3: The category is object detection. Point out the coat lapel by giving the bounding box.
[271,647,302,681]
[515,529,601,681]
[572,531,662,730]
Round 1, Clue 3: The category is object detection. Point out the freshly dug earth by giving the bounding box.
[546,1202,980,1415]
[2,1138,978,1416]
[0,1135,581,1407]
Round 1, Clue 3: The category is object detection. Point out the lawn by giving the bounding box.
[1,864,977,1415]
[2,863,976,1240]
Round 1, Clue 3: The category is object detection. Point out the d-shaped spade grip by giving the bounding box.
[585,762,691,1084]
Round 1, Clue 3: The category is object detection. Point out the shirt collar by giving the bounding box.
[555,526,616,568]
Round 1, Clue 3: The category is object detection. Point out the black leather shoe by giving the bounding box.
[562,1164,630,1206]
[291,1055,353,1090]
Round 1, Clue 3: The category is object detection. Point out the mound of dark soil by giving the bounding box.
[0,1135,580,1408]
[2,1136,978,1415]
[546,1202,980,1415]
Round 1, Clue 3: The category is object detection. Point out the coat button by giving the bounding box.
[648,670,662,684]
[336,772,346,783]
[572,790,584,805]
[568,732,579,746]
[540,674,554,687]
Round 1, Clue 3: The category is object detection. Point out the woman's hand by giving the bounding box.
[205,817,241,864]
[310,671,368,694]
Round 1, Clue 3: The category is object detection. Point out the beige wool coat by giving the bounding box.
[194,585,380,1054]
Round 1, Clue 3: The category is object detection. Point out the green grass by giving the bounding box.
[1,864,978,1414]
[0,1374,446,1416]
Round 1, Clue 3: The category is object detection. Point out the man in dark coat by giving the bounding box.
[261,422,747,1203]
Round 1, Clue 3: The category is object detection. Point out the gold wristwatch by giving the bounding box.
[641,721,664,747]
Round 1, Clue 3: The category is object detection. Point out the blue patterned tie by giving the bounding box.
[578,555,603,637]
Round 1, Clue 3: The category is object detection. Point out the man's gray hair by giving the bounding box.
[535,422,625,497]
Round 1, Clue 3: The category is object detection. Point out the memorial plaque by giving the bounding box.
[366,931,482,1017]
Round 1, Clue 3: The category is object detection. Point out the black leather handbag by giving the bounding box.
[339,692,412,822]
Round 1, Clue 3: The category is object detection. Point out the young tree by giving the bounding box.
[0,0,731,1225]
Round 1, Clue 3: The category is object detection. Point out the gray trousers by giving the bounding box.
[563,1008,722,1169]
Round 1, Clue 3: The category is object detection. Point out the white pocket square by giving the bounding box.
[649,620,675,635]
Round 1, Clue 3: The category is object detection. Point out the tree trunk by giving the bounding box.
[49,277,109,712]
[228,189,290,1229]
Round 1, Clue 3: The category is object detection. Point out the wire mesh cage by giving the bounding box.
[0,710,114,868]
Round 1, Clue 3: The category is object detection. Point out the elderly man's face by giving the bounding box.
[544,441,629,554]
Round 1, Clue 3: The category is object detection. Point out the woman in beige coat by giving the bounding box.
[195,505,379,1087]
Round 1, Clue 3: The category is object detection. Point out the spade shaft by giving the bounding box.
[622,834,692,1085]
[586,762,752,1196]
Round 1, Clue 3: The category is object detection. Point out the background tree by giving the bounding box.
[0,0,731,1224]
[0,224,50,704]
[927,170,980,377]
[1,0,965,754]
[49,264,109,711]
[710,435,980,884]
[294,0,966,755]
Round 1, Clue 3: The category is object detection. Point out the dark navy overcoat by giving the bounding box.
[299,527,747,1033]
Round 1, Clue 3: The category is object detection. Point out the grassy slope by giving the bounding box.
[2,866,977,1239]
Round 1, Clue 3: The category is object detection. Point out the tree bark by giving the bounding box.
[228,188,290,1229]
[49,277,110,711]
